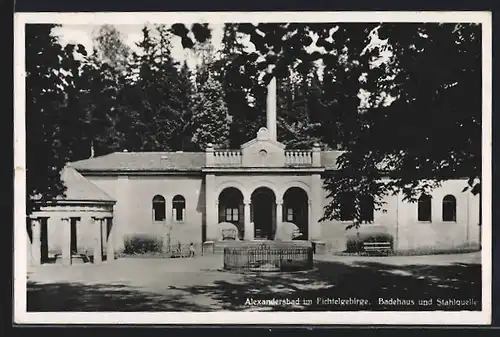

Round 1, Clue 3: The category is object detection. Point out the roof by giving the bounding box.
[56,167,116,202]
[69,152,206,172]
[68,150,344,172]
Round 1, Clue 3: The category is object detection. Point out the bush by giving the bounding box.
[345,232,394,253]
[123,234,163,255]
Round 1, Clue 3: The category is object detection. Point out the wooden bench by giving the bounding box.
[363,242,392,255]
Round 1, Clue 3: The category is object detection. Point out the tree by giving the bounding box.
[170,22,482,229]
[25,24,88,214]
[191,72,231,150]
[322,23,482,227]
[92,24,131,73]
[123,25,187,151]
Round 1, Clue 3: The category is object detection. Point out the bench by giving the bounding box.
[363,242,392,256]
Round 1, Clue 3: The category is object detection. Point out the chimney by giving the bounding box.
[266,67,277,141]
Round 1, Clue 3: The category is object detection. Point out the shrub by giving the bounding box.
[345,232,394,253]
[123,234,163,255]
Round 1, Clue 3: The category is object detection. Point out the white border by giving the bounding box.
[14,11,492,325]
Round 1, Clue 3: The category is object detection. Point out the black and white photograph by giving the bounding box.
[14,11,492,325]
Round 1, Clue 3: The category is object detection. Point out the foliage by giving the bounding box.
[26,22,482,230]
[25,24,86,213]
[123,234,163,254]
[345,232,394,253]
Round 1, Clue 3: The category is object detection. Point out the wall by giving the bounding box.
[87,174,205,250]
[84,173,480,253]
[318,178,481,252]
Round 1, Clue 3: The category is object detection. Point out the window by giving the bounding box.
[340,192,355,221]
[225,208,239,222]
[442,195,457,222]
[152,195,166,221]
[418,194,432,222]
[286,208,294,222]
[360,195,374,223]
[172,195,186,222]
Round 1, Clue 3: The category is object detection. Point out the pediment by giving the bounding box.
[241,127,286,167]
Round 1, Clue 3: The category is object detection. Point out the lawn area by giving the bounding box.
[27,252,482,312]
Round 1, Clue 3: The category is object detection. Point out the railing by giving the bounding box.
[213,150,242,166]
[208,149,317,167]
[223,245,313,272]
[284,150,313,166]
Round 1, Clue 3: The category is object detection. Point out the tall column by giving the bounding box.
[31,218,41,266]
[61,217,71,266]
[205,174,217,241]
[92,217,103,264]
[244,200,253,240]
[266,73,277,141]
[106,218,115,262]
[310,174,323,240]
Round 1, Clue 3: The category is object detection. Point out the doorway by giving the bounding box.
[251,187,276,240]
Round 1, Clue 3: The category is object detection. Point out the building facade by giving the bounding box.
[27,79,481,265]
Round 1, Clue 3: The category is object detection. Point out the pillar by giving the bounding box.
[266,72,277,141]
[31,218,41,266]
[205,174,217,241]
[276,200,283,226]
[244,200,253,240]
[106,218,115,262]
[101,218,107,257]
[61,217,71,265]
[92,217,103,264]
[310,173,323,240]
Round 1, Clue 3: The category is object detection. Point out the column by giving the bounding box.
[205,174,217,241]
[92,217,103,264]
[244,200,252,240]
[31,218,41,266]
[310,174,323,240]
[106,218,115,262]
[101,218,107,258]
[61,217,71,266]
[276,200,283,226]
[308,200,313,240]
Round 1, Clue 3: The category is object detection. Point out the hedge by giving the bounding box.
[345,232,394,253]
[123,234,163,255]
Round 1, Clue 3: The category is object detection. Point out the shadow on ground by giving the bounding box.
[27,259,481,312]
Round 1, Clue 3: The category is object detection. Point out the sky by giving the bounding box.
[52,24,225,69]
[51,23,393,108]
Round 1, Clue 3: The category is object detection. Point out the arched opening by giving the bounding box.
[282,187,309,240]
[218,187,244,240]
[172,195,186,222]
[152,195,166,222]
[418,194,432,222]
[442,195,457,222]
[251,187,276,240]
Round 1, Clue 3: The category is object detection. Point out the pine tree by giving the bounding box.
[191,73,231,150]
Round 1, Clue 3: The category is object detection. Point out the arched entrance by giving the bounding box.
[218,187,245,240]
[283,187,309,240]
[251,187,276,240]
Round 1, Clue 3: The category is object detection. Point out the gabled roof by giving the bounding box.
[46,166,116,203]
[68,150,344,172]
[69,152,206,172]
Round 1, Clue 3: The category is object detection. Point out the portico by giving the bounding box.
[28,167,116,265]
